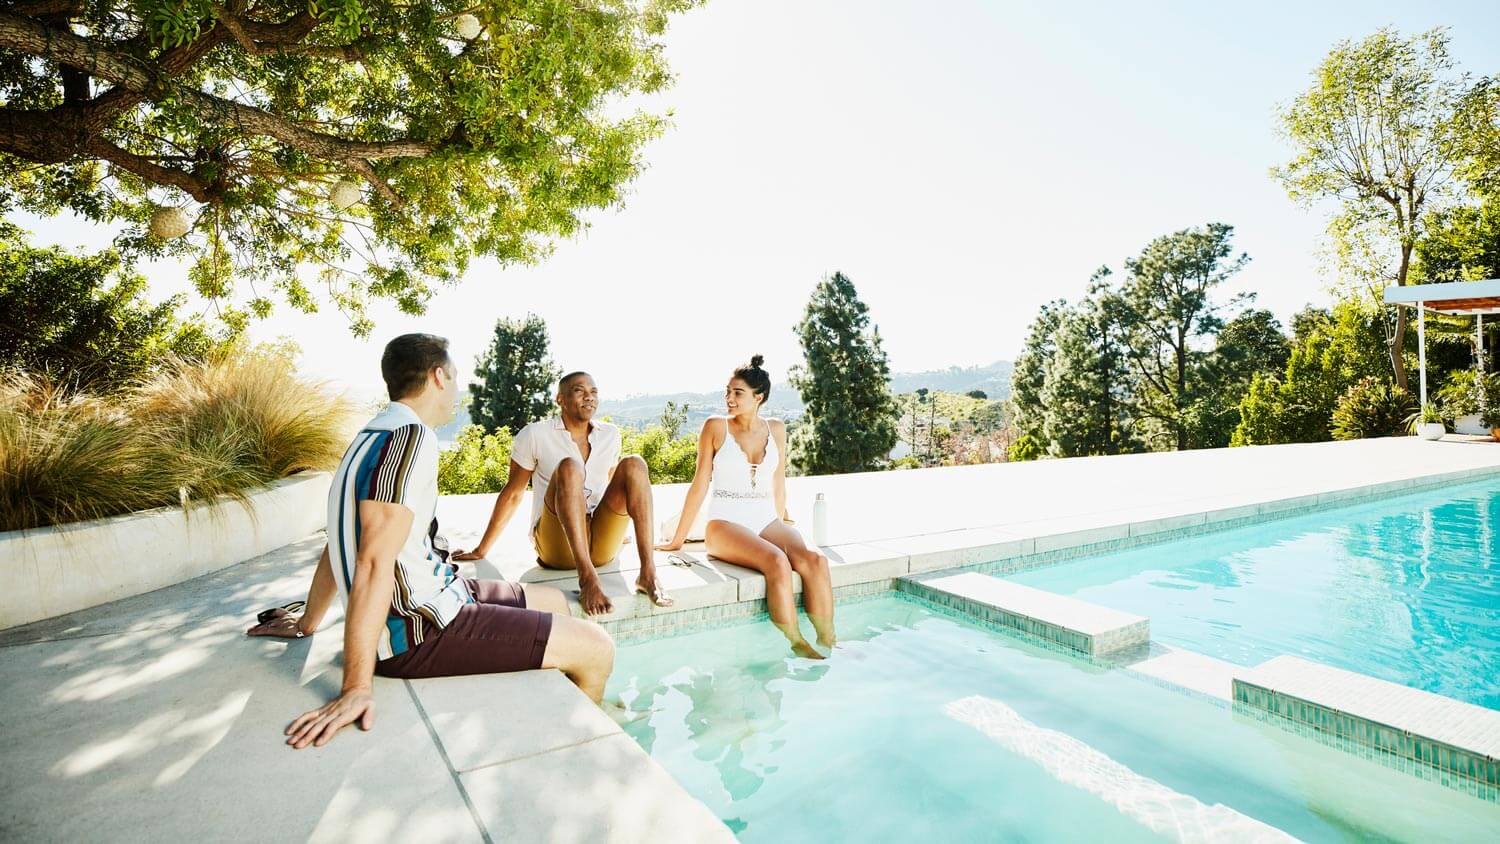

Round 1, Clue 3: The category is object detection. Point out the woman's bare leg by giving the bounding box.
[706,519,823,659]
[760,520,836,649]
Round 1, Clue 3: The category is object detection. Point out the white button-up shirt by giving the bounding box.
[511,416,621,528]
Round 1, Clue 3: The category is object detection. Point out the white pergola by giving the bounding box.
[1384,279,1500,408]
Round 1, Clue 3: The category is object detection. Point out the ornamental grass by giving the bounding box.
[0,347,355,532]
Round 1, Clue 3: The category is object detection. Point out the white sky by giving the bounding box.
[15,1,1500,403]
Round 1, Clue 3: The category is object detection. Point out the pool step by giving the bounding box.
[903,571,1149,658]
[1233,656,1500,793]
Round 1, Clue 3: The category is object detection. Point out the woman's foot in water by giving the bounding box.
[790,638,826,660]
[810,615,836,652]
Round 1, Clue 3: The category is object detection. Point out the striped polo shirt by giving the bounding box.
[326,401,471,659]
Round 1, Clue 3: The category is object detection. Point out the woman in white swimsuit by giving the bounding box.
[657,356,835,658]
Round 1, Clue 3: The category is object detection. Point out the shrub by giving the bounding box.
[0,374,168,530]
[1006,433,1044,462]
[0,223,221,392]
[0,347,355,532]
[1331,377,1417,440]
[622,425,698,484]
[438,425,514,495]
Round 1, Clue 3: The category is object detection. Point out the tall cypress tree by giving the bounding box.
[788,272,899,474]
[469,314,561,435]
[1039,273,1137,457]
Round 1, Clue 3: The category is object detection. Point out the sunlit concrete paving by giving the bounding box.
[1,437,1496,840]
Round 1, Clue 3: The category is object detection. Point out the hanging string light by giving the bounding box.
[328,179,362,211]
[148,206,193,239]
[455,13,482,40]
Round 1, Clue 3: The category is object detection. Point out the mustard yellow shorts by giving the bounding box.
[532,503,632,569]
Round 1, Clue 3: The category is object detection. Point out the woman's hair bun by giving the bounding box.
[749,354,765,369]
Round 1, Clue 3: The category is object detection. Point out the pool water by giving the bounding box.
[609,597,1499,842]
[1008,478,1500,709]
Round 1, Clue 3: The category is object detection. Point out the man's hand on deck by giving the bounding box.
[286,687,375,749]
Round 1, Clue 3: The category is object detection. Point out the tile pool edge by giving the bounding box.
[1232,657,1500,797]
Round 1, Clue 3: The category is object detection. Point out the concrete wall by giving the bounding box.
[0,472,330,630]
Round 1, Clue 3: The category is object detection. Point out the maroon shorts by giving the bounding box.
[375,578,553,679]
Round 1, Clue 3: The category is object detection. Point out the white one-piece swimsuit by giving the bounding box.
[707,417,780,534]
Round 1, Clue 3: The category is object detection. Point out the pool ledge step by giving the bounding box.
[1233,655,1500,790]
[900,572,1149,658]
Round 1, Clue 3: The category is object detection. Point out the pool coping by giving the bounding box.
[593,463,1500,640]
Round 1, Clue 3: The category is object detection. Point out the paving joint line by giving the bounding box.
[403,679,495,844]
[454,731,618,776]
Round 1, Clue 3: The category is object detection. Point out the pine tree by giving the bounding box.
[1039,274,1137,457]
[1008,299,1068,460]
[469,314,561,435]
[788,272,899,474]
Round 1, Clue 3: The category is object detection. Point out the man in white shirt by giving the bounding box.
[454,371,672,615]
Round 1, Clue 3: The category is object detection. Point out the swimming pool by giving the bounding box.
[608,597,1499,842]
[1007,477,1500,710]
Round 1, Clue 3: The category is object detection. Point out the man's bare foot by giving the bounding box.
[791,640,827,660]
[576,581,613,615]
[634,575,674,608]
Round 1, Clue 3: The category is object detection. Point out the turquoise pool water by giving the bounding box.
[1008,478,1500,710]
[609,597,1499,842]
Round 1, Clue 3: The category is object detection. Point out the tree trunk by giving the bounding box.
[1390,243,1412,392]
[1175,328,1188,451]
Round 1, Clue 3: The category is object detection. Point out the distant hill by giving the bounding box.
[889,360,1012,398]
[438,359,1012,439]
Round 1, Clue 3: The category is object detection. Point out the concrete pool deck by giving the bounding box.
[1,437,1497,840]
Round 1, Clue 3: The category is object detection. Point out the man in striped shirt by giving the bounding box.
[253,334,615,749]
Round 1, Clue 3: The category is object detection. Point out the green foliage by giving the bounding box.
[621,425,697,483]
[1232,302,1390,445]
[1117,223,1250,451]
[1039,274,1136,457]
[1331,377,1416,440]
[1435,369,1500,419]
[1272,27,1478,389]
[1192,309,1292,448]
[1005,433,1043,462]
[1,0,702,335]
[0,346,355,531]
[1010,299,1067,443]
[437,424,513,495]
[1449,76,1500,195]
[788,272,899,474]
[1404,402,1443,433]
[1415,194,1500,283]
[0,223,221,392]
[659,400,690,439]
[468,313,559,435]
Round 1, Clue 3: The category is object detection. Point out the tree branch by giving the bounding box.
[0,10,436,174]
[85,137,215,202]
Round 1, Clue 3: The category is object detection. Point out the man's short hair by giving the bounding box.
[382,333,452,400]
[559,371,592,392]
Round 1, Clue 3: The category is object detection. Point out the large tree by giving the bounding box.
[1117,222,1249,451]
[468,313,559,435]
[0,0,698,334]
[1039,273,1135,458]
[1272,27,1471,391]
[788,271,899,475]
[1007,297,1066,459]
[1191,308,1291,448]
